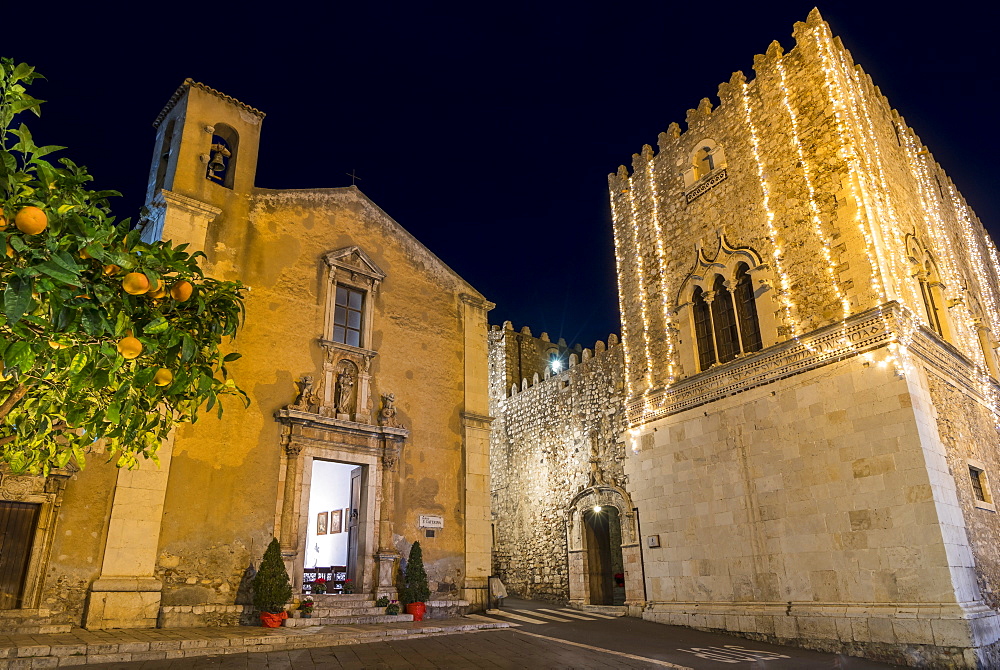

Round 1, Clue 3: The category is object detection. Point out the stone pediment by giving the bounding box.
[324,246,386,290]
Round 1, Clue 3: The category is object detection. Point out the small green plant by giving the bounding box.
[252,538,292,614]
[375,596,390,608]
[386,600,400,615]
[399,541,431,605]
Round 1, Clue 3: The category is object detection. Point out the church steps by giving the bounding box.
[284,613,414,627]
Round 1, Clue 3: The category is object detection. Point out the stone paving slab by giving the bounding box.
[0,617,509,668]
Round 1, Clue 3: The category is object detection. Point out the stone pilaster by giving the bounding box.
[84,434,175,630]
[460,293,494,611]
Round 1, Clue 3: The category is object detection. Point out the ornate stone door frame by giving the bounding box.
[0,466,74,611]
[566,484,644,613]
[275,408,407,598]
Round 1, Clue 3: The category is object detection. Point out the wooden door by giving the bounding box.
[346,466,362,584]
[0,501,40,609]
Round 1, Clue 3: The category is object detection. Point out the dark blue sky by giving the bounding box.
[5,2,997,349]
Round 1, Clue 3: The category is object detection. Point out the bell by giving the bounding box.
[208,151,226,174]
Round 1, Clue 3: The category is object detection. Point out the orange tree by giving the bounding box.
[0,59,248,473]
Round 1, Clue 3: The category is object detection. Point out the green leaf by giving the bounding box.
[36,260,81,286]
[3,275,32,324]
[143,316,169,334]
[68,351,88,376]
[223,352,242,362]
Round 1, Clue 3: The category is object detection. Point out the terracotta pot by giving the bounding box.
[405,602,426,621]
[260,611,286,628]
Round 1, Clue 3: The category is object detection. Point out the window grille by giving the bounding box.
[333,286,364,347]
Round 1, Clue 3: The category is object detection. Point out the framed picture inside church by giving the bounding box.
[317,511,328,536]
[330,509,343,534]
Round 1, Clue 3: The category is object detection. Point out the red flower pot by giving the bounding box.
[405,602,426,621]
[260,611,287,628]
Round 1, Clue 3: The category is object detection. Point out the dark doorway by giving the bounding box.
[347,466,362,584]
[0,501,40,609]
[583,506,624,606]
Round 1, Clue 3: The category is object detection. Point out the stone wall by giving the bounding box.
[488,323,627,603]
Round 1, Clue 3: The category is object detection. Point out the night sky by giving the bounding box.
[4,2,996,349]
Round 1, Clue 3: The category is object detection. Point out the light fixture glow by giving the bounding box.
[593,505,602,513]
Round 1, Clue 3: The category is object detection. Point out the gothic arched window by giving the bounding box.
[919,260,945,338]
[692,287,716,372]
[711,275,740,364]
[734,263,762,354]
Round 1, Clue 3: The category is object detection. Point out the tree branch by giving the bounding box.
[0,384,29,420]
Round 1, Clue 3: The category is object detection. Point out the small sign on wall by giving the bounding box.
[647,535,661,548]
[419,515,444,529]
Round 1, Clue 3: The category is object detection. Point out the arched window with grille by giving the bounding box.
[692,287,715,372]
[711,275,740,364]
[734,263,762,353]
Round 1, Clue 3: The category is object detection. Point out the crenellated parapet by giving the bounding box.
[488,322,622,400]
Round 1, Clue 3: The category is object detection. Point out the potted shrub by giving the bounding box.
[252,538,293,627]
[386,599,401,615]
[299,596,315,619]
[343,578,354,594]
[312,577,327,594]
[400,541,431,621]
[375,596,390,608]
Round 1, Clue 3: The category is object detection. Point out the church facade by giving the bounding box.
[490,10,1000,669]
[0,79,493,631]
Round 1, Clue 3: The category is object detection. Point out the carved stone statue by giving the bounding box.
[378,393,399,427]
[336,368,356,416]
[292,376,321,411]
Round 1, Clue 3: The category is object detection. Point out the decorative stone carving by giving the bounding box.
[378,393,400,428]
[0,475,38,501]
[291,376,322,412]
[336,366,356,417]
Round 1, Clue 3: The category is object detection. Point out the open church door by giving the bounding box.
[346,466,362,584]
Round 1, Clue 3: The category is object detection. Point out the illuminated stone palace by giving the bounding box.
[491,9,1000,668]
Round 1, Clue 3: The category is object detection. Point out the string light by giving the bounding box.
[626,178,656,403]
[609,182,636,401]
[739,76,798,337]
[775,53,852,326]
[646,158,677,386]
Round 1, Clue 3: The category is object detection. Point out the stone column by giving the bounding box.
[84,433,175,629]
[375,438,401,598]
[278,438,304,555]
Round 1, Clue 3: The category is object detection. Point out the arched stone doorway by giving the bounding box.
[582,506,624,606]
[566,484,643,614]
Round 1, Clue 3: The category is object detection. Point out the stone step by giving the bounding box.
[307,607,387,617]
[308,594,371,604]
[284,613,414,627]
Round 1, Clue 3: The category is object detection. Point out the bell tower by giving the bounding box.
[140,79,265,251]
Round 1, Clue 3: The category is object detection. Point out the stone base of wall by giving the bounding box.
[0,609,72,634]
[425,600,470,620]
[644,601,1000,669]
[157,604,253,628]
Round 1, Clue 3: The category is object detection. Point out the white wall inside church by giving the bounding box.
[304,460,353,568]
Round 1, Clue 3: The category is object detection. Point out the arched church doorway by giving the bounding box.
[583,506,625,606]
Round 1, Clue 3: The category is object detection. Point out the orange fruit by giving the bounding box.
[153,368,173,386]
[5,241,13,258]
[14,206,47,235]
[122,272,150,295]
[0,207,7,230]
[146,278,168,299]
[103,264,120,276]
[79,248,92,260]
[117,336,143,359]
[47,340,69,349]
[170,280,193,302]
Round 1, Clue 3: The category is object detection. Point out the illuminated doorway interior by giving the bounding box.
[303,460,361,593]
[583,505,625,606]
